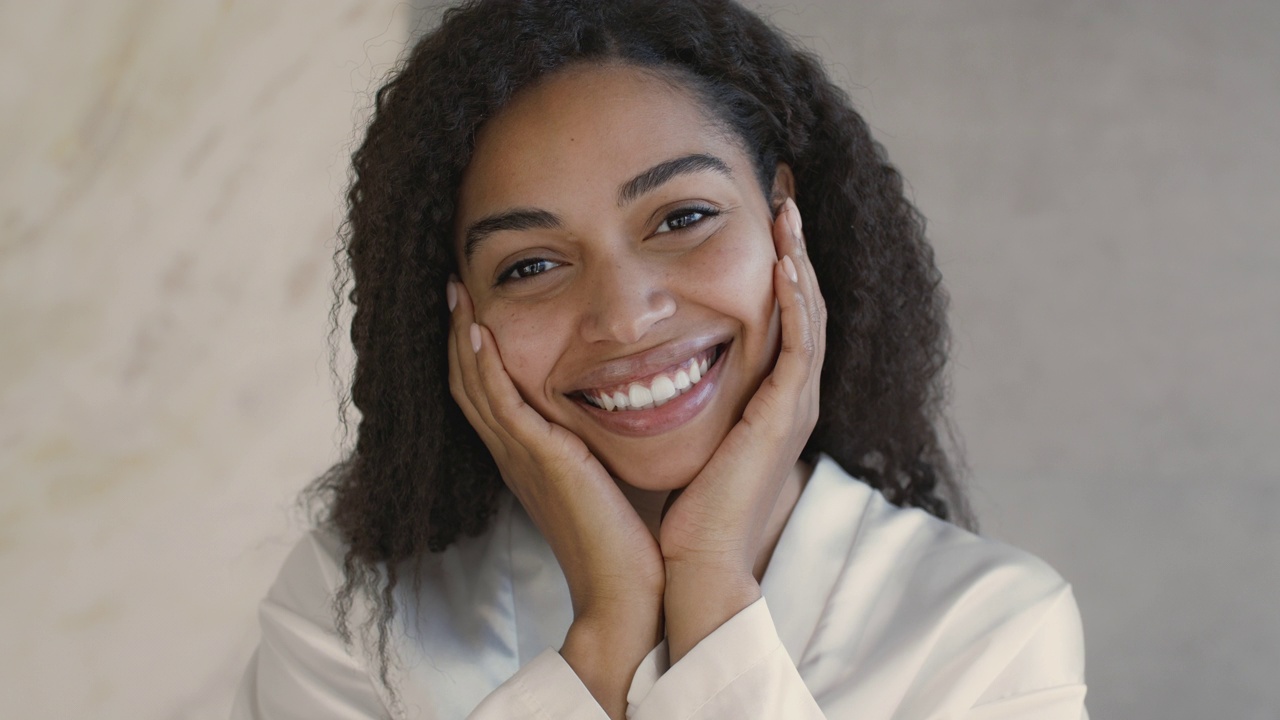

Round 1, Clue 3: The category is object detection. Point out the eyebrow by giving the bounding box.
[462,152,733,262]
[463,208,561,262]
[616,153,733,206]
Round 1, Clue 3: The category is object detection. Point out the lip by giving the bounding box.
[567,332,731,393]
[571,341,729,437]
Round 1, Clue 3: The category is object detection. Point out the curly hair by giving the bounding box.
[308,0,972,685]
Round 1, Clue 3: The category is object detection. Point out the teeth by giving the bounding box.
[629,383,653,408]
[674,369,691,390]
[583,346,721,412]
[651,375,676,406]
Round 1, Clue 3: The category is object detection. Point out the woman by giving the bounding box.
[233,1,1087,718]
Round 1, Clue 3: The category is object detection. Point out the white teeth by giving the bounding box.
[674,369,691,391]
[651,375,676,406]
[583,346,721,412]
[629,383,653,408]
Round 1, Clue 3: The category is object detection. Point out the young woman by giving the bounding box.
[233,1,1087,718]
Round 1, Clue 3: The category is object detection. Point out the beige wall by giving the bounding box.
[3,1,1276,718]
[0,2,408,717]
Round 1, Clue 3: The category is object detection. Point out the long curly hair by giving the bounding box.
[309,0,972,684]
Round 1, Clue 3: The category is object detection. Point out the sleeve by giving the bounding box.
[229,532,391,720]
[965,586,1089,720]
[230,531,614,720]
[624,598,825,720]
[468,650,610,720]
[621,589,1088,720]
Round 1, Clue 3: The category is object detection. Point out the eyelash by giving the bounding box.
[496,258,560,285]
[494,205,721,286]
[656,205,720,234]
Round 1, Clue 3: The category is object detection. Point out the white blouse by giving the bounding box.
[231,455,1088,719]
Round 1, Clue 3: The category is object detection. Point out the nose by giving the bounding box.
[579,256,677,345]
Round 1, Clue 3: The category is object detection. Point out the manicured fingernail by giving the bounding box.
[782,254,799,282]
[446,281,457,311]
[469,323,482,353]
[785,198,802,239]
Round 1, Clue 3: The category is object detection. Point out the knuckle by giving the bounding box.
[792,288,808,310]
[490,398,519,427]
[492,395,534,435]
[800,326,818,358]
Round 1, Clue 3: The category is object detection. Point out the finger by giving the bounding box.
[447,281,505,449]
[780,200,819,319]
[449,279,513,441]
[767,253,818,397]
[469,320,554,448]
[771,202,816,337]
[771,197,798,261]
[451,282,556,441]
[779,202,826,415]
[778,199,827,372]
[447,279,486,412]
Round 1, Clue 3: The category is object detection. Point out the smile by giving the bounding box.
[579,345,723,412]
[571,341,730,437]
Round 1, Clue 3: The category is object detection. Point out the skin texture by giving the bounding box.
[455,63,783,499]
[447,64,827,718]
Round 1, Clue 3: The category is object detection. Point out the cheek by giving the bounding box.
[478,305,564,408]
[686,225,778,330]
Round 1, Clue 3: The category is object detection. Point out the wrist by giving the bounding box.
[562,609,662,719]
[663,563,761,665]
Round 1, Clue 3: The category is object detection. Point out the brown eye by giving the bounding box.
[656,206,719,234]
[497,258,561,285]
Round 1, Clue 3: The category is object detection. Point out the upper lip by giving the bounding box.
[566,333,730,393]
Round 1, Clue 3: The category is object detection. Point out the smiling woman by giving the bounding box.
[231,1,1087,719]
[456,64,786,492]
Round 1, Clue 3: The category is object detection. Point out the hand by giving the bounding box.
[658,198,826,662]
[447,280,663,717]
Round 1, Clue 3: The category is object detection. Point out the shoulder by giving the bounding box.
[234,528,395,719]
[261,527,354,628]
[798,457,1086,712]
[810,454,1073,609]
[265,498,518,633]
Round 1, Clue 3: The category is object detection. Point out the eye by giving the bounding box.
[496,257,561,286]
[655,205,720,234]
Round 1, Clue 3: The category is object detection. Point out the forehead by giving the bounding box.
[457,63,745,217]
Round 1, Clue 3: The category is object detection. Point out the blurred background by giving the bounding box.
[1,1,1276,718]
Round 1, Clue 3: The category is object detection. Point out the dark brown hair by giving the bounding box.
[310,0,971,683]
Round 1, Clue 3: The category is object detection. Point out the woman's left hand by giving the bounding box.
[658,197,827,663]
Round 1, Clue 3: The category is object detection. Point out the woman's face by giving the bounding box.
[455,63,787,492]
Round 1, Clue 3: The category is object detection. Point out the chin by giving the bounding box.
[597,432,725,493]
[613,464,698,493]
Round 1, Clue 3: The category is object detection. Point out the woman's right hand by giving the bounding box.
[447,278,663,718]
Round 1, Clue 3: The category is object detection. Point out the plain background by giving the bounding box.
[1,1,1276,718]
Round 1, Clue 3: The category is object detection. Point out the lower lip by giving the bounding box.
[573,344,729,437]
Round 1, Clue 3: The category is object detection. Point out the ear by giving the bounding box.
[770,162,796,212]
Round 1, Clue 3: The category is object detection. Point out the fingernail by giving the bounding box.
[469,323,482,353]
[785,198,802,239]
[782,254,799,283]
[446,281,457,312]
